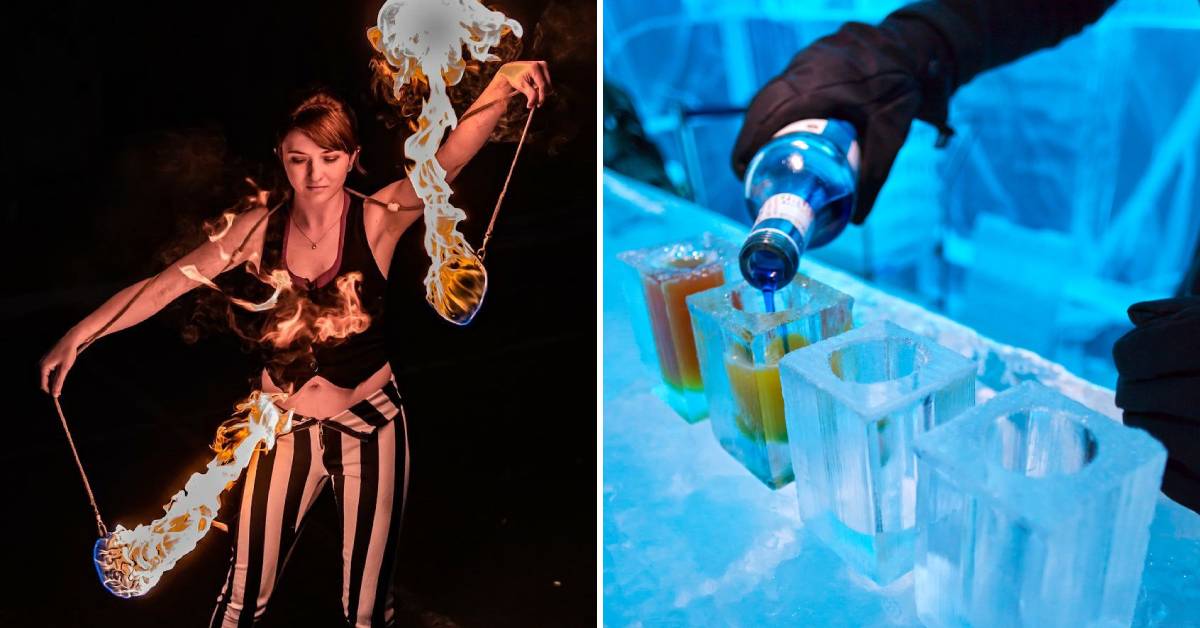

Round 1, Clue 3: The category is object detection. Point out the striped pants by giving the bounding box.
[211,380,410,627]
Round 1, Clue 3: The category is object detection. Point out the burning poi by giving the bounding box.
[39,0,546,619]
[369,0,526,325]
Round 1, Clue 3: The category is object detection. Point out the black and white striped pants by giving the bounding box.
[211,380,410,627]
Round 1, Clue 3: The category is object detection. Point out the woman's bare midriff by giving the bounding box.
[260,362,394,418]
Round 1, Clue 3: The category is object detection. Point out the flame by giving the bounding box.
[180,263,295,314]
[259,271,371,348]
[179,264,220,291]
[94,391,293,598]
[206,212,237,242]
[228,269,292,313]
[312,274,372,342]
[369,0,522,325]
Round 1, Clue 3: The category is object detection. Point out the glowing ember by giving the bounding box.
[93,392,293,598]
[368,0,522,325]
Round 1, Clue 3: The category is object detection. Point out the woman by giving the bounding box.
[39,60,551,627]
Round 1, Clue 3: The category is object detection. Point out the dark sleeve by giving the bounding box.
[891,0,1118,91]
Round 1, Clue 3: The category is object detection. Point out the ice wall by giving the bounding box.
[604,0,1200,390]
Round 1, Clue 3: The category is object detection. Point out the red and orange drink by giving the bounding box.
[618,235,736,422]
[687,276,853,489]
[642,263,724,391]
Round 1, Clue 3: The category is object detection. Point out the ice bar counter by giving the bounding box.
[603,172,1200,627]
[687,277,853,489]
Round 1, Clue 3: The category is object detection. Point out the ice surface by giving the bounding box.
[778,321,975,584]
[617,234,737,422]
[603,172,1200,626]
[687,277,853,489]
[912,381,1167,628]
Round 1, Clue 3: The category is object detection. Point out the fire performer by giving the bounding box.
[39,60,550,626]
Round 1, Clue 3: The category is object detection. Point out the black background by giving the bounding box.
[2,1,596,626]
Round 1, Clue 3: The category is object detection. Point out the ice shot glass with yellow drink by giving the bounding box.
[687,275,852,488]
[617,234,737,422]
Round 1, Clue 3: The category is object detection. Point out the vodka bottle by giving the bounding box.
[739,119,859,294]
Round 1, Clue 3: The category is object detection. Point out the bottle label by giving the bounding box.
[773,118,860,174]
[754,193,813,243]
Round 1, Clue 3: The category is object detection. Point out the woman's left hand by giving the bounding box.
[495,61,551,109]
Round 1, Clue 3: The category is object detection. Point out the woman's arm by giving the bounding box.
[369,60,551,213]
[39,206,269,396]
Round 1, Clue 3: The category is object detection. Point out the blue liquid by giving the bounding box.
[762,288,791,354]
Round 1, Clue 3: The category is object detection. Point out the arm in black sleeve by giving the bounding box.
[892,0,1118,93]
[733,0,1119,223]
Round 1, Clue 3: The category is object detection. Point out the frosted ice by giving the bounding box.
[779,321,976,583]
[912,381,1166,627]
[687,277,852,489]
[617,234,737,422]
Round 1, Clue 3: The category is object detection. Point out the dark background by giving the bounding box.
[2,1,596,626]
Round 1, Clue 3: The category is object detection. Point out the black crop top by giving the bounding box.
[251,192,389,389]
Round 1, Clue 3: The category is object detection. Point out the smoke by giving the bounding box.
[523,0,595,155]
[368,0,594,156]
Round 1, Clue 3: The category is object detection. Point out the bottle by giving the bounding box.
[739,119,859,296]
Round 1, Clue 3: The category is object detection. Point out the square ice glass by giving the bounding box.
[779,320,976,583]
[912,381,1166,628]
[687,276,852,489]
[617,234,735,422]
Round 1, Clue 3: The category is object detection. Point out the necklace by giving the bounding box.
[290,212,339,250]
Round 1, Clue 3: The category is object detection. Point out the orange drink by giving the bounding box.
[688,276,854,488]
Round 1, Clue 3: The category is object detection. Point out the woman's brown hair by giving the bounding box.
[276,88,367,175]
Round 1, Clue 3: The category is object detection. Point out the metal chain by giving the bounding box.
[479,107,534,261]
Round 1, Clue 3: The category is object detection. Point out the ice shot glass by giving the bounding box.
[912,381,1166,628]
[779,321,976,583]
[617,234,736,422]
[687,276,852,489]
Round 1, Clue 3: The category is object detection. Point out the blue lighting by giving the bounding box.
[605,0,1200,389]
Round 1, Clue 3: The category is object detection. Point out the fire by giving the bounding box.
[258,271,371,348]
[93,391,293,598]
[228,269,292,313]
[207,212,236,242]
[368,0,522,325]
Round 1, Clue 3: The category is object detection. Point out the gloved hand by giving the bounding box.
[1113,296,1200,514]
[731,14,957,224]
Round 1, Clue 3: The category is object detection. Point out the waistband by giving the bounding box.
[282,378,403,441]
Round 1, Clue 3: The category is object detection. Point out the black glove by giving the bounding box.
[1113,296,1200,514]
[731,14,956,224]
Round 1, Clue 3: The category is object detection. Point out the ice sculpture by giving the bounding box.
[687,276,852,488]
[912,381,1166,627]
[779,320,975,583]
[617,234,736,422]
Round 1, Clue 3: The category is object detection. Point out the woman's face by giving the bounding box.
[280,130,357,206]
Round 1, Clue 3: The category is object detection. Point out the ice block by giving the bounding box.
[912,381,1166,628]
[779,321,975,583]
[687,277,852,489]
[617,234,736,422]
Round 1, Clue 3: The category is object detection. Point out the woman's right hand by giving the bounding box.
[40,330,84,397]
